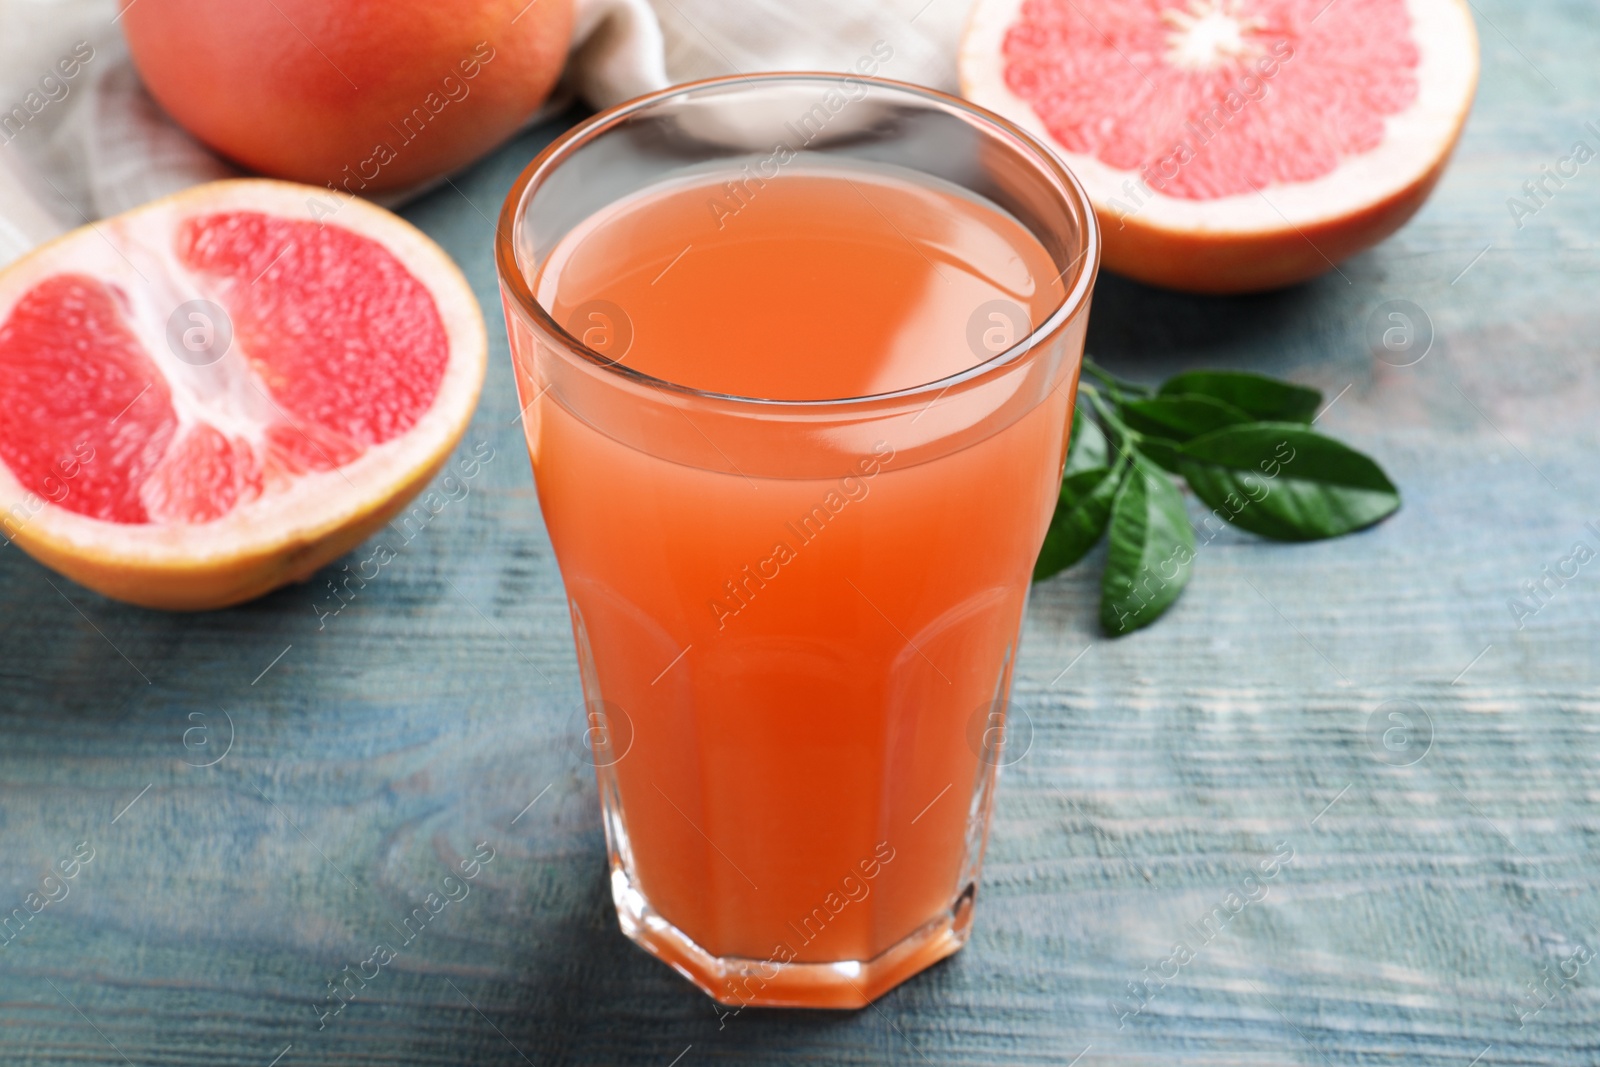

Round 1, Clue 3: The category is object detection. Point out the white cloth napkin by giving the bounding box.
[0,0,970,267]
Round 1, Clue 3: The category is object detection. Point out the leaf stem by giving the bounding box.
[1081,382,1142,449]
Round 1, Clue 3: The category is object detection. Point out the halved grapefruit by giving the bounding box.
[961,0,1478,293]
[0,180,486,610]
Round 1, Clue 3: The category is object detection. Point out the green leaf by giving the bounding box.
[1132,434,1184,476]
[1122,394,1254,442]
[1064,406,1109,478]
[1178,423,1401,542]
[1100,455,1194,634]
[1034,455,1128,581]
[1160,371,1322,424]
[1120,394,1254,474]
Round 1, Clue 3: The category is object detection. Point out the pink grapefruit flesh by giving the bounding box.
[961,0,1479,293]
[0,180,486,609]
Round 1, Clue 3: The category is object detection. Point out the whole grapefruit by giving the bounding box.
[120,0,574,193]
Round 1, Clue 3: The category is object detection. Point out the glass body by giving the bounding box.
[496,74,1099,1009]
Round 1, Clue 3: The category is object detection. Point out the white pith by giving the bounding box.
[0,180,487,567]
[1164,0,1265,71]
[960,0,1479,235]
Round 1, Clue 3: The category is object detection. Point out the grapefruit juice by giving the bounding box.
[498,76,1099,1009]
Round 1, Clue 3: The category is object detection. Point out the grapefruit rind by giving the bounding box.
[960,0,1479,291]
[0,180,487,609]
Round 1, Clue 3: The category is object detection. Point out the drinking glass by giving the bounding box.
[496,73,1099,1008]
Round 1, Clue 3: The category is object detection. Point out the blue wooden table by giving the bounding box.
[3,3,1599,1063]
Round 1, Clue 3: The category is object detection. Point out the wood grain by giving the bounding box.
[3,4,1599,1063]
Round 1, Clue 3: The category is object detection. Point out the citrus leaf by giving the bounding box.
[1034,454,1128,581]
[1178,423,1400,542]
[1123,394,1254,442]
[1159,371,1321,424]
[1133,434,1184,476]
[1100,455,1194,634]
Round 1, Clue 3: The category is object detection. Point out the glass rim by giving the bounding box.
[495,71,1101,410]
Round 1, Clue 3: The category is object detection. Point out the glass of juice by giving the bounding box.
[496,73,1099,1009]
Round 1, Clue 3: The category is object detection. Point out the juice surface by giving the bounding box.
[521,164,1073,972]
[537,163,1059,399]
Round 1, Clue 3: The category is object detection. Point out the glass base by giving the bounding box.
[610,864,977,1009]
